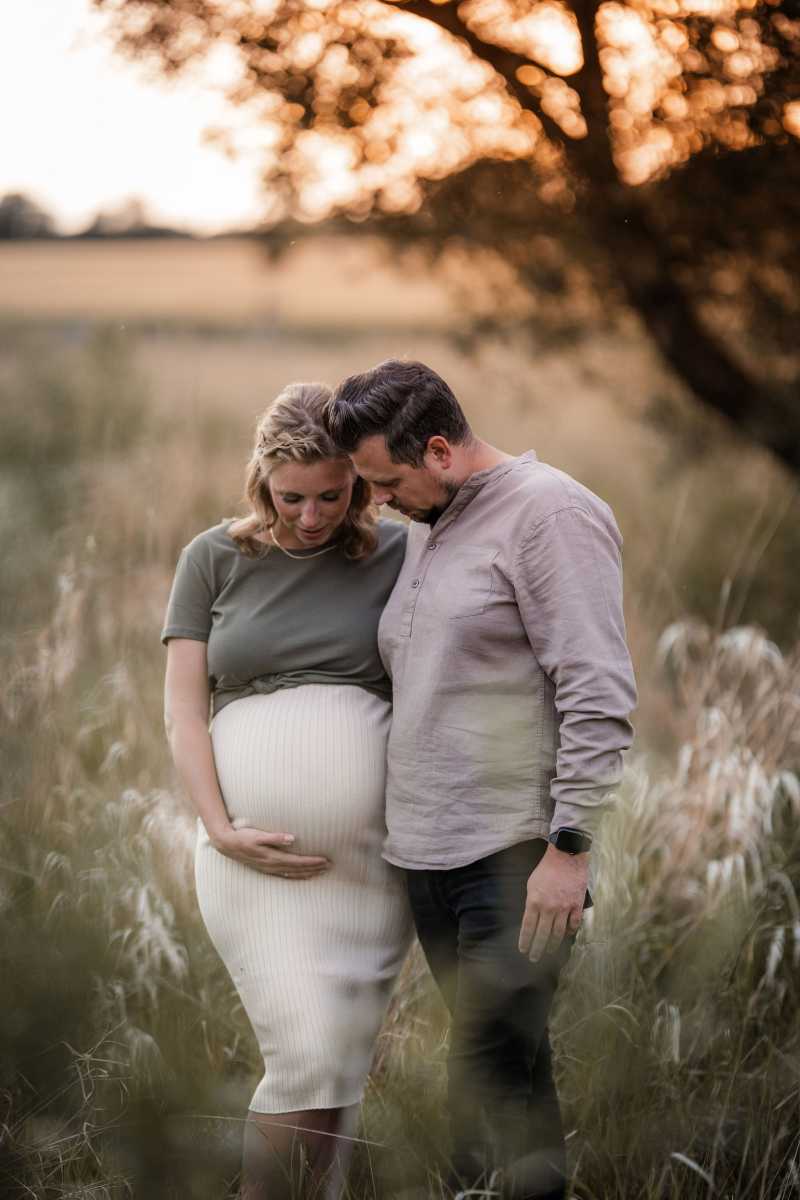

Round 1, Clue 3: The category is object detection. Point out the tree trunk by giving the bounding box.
[567,0,800,473]
[578,186,800,473]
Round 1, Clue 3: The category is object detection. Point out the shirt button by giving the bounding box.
[411,579,420,588]
[428,542,437,550]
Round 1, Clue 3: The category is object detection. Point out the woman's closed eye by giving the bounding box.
[281,492,343,504]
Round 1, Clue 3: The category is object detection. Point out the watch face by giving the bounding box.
[553,829,592,854]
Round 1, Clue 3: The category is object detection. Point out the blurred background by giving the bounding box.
[1,0,799,1197]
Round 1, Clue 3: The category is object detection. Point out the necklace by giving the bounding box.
[269,526,339,560]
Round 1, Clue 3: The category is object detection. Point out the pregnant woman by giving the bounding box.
[161,383,412,1199]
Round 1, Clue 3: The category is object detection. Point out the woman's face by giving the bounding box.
[268,458,355,549]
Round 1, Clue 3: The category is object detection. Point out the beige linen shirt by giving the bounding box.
[378,450,637,870]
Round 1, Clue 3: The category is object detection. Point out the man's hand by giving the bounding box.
[518,843,589,961]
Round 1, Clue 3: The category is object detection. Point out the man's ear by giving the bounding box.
[424,435,454,471]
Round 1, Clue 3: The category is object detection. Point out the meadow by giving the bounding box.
[1,237,799,1199]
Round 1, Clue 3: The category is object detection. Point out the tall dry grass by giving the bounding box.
[554,623,800,1199]
[1,322,799,1198]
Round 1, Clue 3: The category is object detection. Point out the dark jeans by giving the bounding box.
[406,840,587,1200]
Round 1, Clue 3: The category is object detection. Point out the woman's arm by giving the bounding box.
[164,639,329,878]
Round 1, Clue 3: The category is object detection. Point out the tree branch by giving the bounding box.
[566,0,618,185]
[388,2,799,475]
[387,0,570,146]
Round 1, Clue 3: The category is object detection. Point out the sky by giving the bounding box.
[1,0,269,234]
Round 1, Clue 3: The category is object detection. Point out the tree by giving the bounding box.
[0,193,55,239]
[95,0,800,471]
[80,196,184,237]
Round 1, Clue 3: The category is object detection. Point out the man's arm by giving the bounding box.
[513,502,637,959]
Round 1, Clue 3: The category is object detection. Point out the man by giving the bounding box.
[326,360,637,1199]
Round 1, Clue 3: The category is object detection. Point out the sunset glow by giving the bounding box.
[2,0,792,228]
[784,100,800,138]
[1,0,268,232]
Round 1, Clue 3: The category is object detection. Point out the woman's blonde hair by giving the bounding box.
[228,382,378,560]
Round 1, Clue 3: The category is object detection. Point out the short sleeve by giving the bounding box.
[160,546,214,644]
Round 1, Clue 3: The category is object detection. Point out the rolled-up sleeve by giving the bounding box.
[513,504,637,836]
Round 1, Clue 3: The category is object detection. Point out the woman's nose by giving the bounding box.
[299,502,320,526]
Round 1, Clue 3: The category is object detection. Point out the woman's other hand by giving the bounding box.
[212,826,330,879]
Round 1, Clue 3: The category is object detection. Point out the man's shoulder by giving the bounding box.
[501,456,613,530]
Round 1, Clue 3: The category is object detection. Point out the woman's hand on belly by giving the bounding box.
[212,826,331,879]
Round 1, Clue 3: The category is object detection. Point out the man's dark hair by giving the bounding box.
[326,359,472,466]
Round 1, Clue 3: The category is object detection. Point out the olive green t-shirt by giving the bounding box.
[161,518,407,716]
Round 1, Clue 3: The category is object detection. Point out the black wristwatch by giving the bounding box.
[548,827,593,855]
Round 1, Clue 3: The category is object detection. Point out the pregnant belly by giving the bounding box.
[210,684,390,859]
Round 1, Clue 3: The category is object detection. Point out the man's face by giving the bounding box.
[349,435,454,524]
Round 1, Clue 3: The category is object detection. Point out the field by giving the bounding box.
[1,236,799,1199]
[0,236,463,329]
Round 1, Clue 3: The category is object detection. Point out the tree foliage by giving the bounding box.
[0,193,55,239]
[96,0,800,470]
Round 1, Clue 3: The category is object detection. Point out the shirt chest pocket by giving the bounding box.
[429,549,496,619]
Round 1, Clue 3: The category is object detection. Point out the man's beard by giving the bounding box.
[420,480,460,526]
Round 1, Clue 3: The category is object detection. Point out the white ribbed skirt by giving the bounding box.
[195,684,413,1113]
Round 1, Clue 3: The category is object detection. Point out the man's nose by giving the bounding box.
[372,487,393,506]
